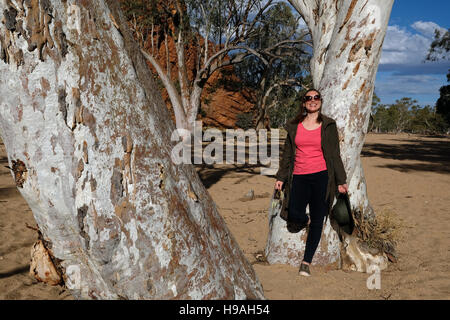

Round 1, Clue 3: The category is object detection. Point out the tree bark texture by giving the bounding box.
[266,0,394,270]
[0,0,264,299]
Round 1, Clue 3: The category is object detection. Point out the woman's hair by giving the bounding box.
[290,88,323,124]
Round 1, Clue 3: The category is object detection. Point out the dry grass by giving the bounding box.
[353,208,404,258]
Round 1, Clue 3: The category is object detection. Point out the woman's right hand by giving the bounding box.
[274,180,284,190]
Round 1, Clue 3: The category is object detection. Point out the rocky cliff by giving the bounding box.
[145,38,255,129]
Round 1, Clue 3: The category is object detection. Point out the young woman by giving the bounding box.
[274,89,348,277]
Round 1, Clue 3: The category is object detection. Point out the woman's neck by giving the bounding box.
[304,111,319,123]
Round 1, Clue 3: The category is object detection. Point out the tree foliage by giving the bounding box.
[232,2,312,129]
[425,27,450,130]
[120,0,312,131]
[435,71,450,127]
[426,28,450,61]
[370,97,447,134]
[268,86,312,128]
[235,112,254,130]
[120,0,310,131]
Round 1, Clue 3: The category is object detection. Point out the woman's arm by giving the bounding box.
[330,124,347,186]
[275,129,293,184]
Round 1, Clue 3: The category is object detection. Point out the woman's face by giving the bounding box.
[303,91,322,113]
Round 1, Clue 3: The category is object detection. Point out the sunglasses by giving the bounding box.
[303,94,321,102]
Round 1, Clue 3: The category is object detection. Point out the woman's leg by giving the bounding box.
[287,175,311,225]
[302,170,329,264]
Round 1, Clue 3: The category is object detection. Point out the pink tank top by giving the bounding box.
[293,122,327,175]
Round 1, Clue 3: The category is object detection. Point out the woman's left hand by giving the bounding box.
[338,184,348,193]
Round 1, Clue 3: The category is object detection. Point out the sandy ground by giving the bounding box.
[0,133,449,300]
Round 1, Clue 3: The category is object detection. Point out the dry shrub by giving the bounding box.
[352,208,403,258]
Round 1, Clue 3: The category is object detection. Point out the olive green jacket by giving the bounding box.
[275,114,347,221]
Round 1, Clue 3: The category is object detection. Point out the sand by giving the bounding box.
[0,133,449,300]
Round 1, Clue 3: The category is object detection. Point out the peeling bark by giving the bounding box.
[11,159,28,188]
[266,0,393,270]
[30,240,62,286]
[0,0,263,299]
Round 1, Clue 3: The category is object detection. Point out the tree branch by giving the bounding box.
[262,79,303,110]
[287,0,315,31]
[243,0,275,39]
[140,48,187,128]
[207,51,252,76]
[200,45,269,79]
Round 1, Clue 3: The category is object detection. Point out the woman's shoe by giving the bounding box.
[299,263,311,277]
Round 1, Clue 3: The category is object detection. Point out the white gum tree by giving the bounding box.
[265,0,394,271]
[0,0,264,299]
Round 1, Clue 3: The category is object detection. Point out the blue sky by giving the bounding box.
[375,0,450,107]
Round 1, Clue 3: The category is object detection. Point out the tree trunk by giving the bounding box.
[140,49,188,131]
[0,0,263,299]
[266,0,394,271]
[188,83,204,131]
[254,76,269,131]
[254,105,267,131]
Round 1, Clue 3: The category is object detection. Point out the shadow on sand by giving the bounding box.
[0,186,20,200]
[195,163,265,189]
[362,137,450,174]
[0,265,29,279]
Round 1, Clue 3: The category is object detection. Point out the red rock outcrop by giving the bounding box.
[120,0,255,128]
[145,37,255,128]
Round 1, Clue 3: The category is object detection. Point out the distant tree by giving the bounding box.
[235,112,254,130]
[426,28,449,130]
[268,88,305,129]
[368,91,381,132]
[409,105,447,134]
[121,0,308,133]
[232,2,312,130]
[387,97,417,133]
[435,70,450,128]
[370,97,447,134]
[372,91,381,107]
[371,104,388,133]
[426,28,450,61]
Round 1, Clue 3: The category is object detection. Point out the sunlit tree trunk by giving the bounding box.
[0,0,264,299]
[266,0,394,271]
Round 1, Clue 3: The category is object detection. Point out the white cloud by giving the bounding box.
[380,25,430,65]
[376,21,448,106]
[379,20,449,70]
[411,21,447,38]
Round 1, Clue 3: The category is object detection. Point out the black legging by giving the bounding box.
[288,170,328,264]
